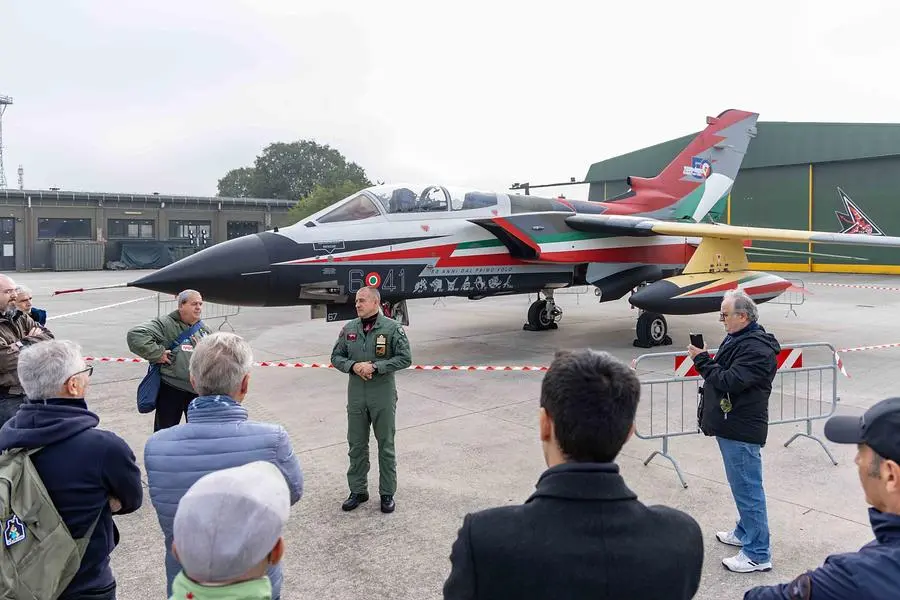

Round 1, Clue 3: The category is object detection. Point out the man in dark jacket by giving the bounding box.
[0,339,143,600]
[743,397,900,599]
[442,348,704,600]
[689,289,780,574]
[14,284,48,326]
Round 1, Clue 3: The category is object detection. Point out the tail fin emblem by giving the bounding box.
[835,187,884,236]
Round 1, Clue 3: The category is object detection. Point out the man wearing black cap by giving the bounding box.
[744,397,900,599]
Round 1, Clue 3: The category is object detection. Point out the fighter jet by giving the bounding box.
[119,108,900,347]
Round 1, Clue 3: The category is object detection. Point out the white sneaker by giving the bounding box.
[716,530,743,547]
[723,550,772,573]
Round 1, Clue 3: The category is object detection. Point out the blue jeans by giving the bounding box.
[717,437,771,562]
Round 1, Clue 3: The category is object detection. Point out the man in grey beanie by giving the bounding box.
[169,460,291,600]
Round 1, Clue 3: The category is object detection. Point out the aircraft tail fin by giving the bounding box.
[612,109,759,222]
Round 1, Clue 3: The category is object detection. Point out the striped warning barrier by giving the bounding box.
[810,282,900,292]
[83,357,549,371]
[673,347,803,377]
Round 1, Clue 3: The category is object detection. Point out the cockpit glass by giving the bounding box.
[316,194,381,223]
[365,184,498,213]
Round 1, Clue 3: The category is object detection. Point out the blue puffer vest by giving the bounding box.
[143,395,304,599]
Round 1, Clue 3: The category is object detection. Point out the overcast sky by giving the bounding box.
[3,0,898,200]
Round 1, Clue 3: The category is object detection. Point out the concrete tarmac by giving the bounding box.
[10,269,900,599]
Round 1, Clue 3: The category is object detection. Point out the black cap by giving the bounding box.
[824,397,900,463]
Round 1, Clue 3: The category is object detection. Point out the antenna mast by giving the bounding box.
[0,95,12,189]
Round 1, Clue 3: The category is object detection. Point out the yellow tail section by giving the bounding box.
[682,238,749,275]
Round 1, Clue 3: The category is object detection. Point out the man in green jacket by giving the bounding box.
[127,289,212,431]
[331,285,412,514]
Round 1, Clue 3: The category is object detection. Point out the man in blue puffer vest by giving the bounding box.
[744,397,900,599]
[144,331,304,599]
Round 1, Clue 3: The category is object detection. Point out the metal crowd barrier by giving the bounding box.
[768,277,807,317]
[631,342,839,488]
[156,293,241,331]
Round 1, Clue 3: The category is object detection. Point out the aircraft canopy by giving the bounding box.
[313,183,500,224]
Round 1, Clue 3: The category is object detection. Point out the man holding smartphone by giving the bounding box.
[688,289,781,574]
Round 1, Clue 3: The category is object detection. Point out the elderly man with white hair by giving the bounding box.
[0,273,54,427]
[688,289,781,574]
[127,288,211,431]
[144,331,304,600]
[0,339,143,600]
[14,283,47,326]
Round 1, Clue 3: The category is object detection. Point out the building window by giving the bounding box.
[169,220,212,247]
[227,221,259,240]
[38,218,92,240]
[108,219,155,239]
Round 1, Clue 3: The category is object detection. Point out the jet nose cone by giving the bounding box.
[130,234,270,306]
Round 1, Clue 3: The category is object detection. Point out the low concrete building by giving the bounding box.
[0,189,296,271]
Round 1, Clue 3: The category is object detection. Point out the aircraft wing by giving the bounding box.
[564,214,900,248]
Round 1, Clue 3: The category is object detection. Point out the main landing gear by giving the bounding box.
[633,310,672,348]
[524,289,562,331]
[629,282,672,348]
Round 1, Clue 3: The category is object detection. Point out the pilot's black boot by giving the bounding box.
[381,494,395,513]
[342,492,369,511]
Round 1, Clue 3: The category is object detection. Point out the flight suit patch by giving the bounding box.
[375,334,387,357]
[347,333,357,341]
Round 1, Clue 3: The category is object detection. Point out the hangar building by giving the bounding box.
[584,121,900,274]
[0,189,296,272]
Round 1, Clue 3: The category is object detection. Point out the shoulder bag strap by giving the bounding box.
[168,320,205,351]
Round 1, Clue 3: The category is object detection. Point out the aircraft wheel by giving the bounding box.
[525,299,558,331]
[634,312,672,348]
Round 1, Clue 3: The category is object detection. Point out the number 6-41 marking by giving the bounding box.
[348,268,405,293]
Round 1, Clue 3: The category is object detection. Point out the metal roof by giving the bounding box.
[0,188,296,208]
[584,121,900,183]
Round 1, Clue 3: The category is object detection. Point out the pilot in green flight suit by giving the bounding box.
[331,285,412,513]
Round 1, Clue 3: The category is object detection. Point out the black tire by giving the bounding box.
[527,299,552,330]
[636,312,668,346]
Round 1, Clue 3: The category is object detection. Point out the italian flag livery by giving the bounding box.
[127,108,900,347]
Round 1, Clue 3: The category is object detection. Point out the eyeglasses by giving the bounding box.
[69,366,93,379]
[719,311,746,321]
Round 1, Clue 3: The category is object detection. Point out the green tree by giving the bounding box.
[217,167,258,197]
[216,140,371,200]
[285,180,368,225]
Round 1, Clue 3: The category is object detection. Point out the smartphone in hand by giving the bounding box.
[690,333,704,348]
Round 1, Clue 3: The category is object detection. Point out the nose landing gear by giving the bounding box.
[524,290,562,331]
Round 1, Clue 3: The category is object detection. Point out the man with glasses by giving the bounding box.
[688,289,781,573]
[0,274,54,427]
[0,339,143,600]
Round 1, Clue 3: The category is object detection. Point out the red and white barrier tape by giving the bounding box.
[84,341,900,376]
[83,357,549,371]
[838,342,900,353]
[810,282,900,292]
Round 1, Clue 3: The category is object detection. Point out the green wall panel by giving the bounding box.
[812,157,900,266]
[729,164,810,264]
